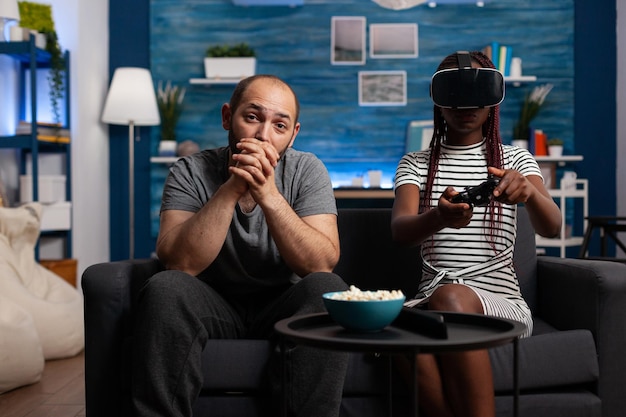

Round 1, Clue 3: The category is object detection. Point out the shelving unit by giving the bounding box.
[534,156,587,258]
[0,37,72,258]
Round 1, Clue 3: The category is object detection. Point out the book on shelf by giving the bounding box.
[482,42,513,76]
[528,127,548,156]
[533,129,548,156]
[15,121,71,143]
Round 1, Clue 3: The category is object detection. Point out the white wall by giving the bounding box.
[51,0,111,281]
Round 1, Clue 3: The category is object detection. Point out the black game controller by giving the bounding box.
[450,175,500,208]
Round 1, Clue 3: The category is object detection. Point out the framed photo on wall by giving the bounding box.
[331,16,366,65]
[370,23,418,59]
[358,71,407,106]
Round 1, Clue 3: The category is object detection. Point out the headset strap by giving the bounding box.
[456,51,472,69]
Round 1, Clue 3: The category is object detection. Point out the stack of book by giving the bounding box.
[482,42,513,76]
[16,121,70,144]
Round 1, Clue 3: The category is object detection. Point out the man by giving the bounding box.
[131,75,349,417]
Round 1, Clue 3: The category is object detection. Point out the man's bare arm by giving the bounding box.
[156,179,243,276]
[262,193,339,276]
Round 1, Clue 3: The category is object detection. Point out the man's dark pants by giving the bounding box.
[131,270,349,417]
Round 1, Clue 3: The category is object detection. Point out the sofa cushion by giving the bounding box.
[335,208,421,296]
[490,328,598,392]
[495,391,601,417]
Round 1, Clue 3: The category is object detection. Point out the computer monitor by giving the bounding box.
[405,120,434,153]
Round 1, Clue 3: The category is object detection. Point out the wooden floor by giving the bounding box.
[0,350,85,417]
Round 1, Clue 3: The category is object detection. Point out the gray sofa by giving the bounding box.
[82,207,626,417]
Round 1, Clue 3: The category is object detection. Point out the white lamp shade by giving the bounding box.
[0,0,20,20]
[101,67,161,126]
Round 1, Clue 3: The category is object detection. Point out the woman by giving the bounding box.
[392,51,561,417]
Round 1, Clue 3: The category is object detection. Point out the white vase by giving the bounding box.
[204,57,256,80]
[158,141,177,157]
[35,33,47,49]
[548,145,563,157]
[9,26,27,41]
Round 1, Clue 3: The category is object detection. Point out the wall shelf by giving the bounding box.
[535,154,583,167]
[150,156,179,164]
[535,155,583,162]
[232,0,303,6]
[189,78,241,85]
[504,75,537,86]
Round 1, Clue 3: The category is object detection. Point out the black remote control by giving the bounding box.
[450,175,500,208]
[393,307,448,339]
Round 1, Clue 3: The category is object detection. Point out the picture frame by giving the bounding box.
[358,71,407,106]
[331,16,366,65]
[370,23,418,59]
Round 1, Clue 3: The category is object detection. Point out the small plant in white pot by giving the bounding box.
[156,81,186,156]
[547,138,564,157]
[204,43,256,80]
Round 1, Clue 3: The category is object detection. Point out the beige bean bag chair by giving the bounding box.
[0,295,44,393]
[0,202,83,393]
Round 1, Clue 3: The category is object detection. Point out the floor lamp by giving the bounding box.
[102,67,160,259]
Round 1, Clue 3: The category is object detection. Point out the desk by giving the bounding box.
[275,312,525,417]
[579,216,626,261]
[333,187,394,199]
[334,188,394,209]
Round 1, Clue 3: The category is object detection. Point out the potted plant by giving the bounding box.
[512,83,554,142]
[17,1,65,126]
[156,81,186,156]
[204,43,256,80]
[547,138,564,157]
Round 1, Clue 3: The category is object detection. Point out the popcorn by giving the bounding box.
[330,285,404,301]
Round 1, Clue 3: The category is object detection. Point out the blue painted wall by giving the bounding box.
[108,0,616,260]
[108,0,154,260]
[150,0,574,181]
[148,0,574,236]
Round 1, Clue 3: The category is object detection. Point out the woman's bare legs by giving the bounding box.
[399,284,495,417]
[395,353,455,417]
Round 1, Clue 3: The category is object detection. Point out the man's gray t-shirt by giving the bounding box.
[160,146,337,297]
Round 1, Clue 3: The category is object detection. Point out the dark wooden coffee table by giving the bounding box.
[275,311,526,417]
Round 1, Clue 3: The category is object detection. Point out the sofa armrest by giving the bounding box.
[537,256,626,417]
[82,258,163,417]
[536,256,626,336]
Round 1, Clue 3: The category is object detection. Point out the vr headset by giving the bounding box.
[430,51,505,109]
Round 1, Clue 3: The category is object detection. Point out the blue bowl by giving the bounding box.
[322,291,405,332]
